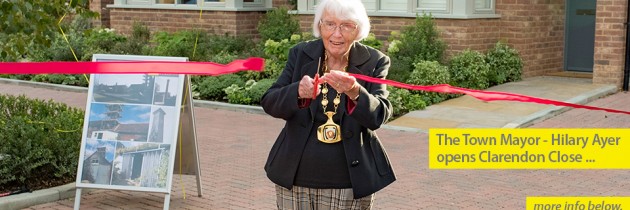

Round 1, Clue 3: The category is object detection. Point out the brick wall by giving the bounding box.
[90,0,114,28]
[297,0,564,78]
[109,8,263,37]
[593,0,628,87]
[496,0,565,78]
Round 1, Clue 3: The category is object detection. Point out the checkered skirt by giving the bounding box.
[275,185,374,210]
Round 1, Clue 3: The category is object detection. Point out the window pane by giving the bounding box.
[417,0,447,12]
[475,0,491,9]
[128,0,151,4]
[182,0,197,3]
[156,0,175,3]
[361,0,376,11]
[380,0,406,11]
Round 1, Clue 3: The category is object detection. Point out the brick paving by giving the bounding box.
[2,82,630,210]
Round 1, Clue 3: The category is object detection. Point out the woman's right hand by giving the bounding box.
[298,75,320,99]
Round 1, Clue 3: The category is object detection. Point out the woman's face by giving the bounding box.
[320,12,358,59]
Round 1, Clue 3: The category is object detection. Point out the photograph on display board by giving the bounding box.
[111,142,171,188]
[152,75,179,106]
[92,74,155,105]
[87,103,151,142]
[80,140,116,185]
[148,106,177,144]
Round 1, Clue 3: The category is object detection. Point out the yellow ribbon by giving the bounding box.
[58,0,90,84]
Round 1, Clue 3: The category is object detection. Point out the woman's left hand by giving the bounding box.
[321,70,360,100]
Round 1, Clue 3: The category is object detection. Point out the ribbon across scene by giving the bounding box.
[0,57,264,75]
[1,57,628,115]
[349,73,630,116]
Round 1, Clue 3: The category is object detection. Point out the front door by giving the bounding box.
[565,0,597,72]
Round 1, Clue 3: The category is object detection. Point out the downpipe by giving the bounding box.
[623,0,630,91]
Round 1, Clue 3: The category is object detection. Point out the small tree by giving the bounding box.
[0,0,96,61]
[387,14,446,82]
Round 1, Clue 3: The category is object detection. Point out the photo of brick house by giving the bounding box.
[90,0,629,89]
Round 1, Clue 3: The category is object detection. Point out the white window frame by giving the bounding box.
[295,0,499,19]
[110,0,272,11]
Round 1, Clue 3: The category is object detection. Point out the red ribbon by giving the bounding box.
[350,73,630,115]
[1,57,627,115]
[0,57,264,75]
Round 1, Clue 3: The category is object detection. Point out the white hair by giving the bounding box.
[312,0,370,41]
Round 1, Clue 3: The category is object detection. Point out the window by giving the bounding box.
[474,0,494,14]
[296,0,498,19]
[112,0,271,11]
[417,0,449,14]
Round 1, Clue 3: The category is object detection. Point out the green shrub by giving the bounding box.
[407,60,451,105]
[151,30,198,59]
[0,94,84,192]
[257,7,301,42]
[387,56,414,82]
[31,74,89,87]
[207,51,240,64]
[486,41,523,86]
[360,33,383,50]
[449,49,490,90]
[196,74,245,101]
[151,30,253,61]
[111,22,152,55]
[245,78,275,104]
[224,82,252,105]
[85,28,127,52]
[387,14,446,82]
[224,78,275,105]
[387,86,425,119]
[391,14,445,62]
[256,34,307,81]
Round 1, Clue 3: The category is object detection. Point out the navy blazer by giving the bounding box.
[261,39,395,199]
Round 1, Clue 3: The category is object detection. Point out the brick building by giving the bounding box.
[90,0,629,89]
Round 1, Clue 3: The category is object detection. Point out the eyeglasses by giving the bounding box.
[319,20,358,34]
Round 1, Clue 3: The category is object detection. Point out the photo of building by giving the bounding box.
[87,103,151,142]
[80,140,116,185]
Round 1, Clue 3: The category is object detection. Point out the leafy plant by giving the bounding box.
[86,28,127,53]
[245,78,275,104]
[0,0,96,61]
[111,22,152,55]
[448,49,490,90]
[0,94,84,192]
[387,86,425,119]
[257,7,301,42]
[224,83,252,105]
[407,60,451,105]
[151,30,199,59]
[486,41,523,86]
[360,33,383,50]
[196,74,245,101]
[387,14,446,82]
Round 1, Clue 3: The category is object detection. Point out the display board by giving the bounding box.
[74,54,202,210]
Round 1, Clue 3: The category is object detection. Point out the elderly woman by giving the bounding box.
[260,0,394,208]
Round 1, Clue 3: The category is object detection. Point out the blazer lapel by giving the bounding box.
[346,42,370,89]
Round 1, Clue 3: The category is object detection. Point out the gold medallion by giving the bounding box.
[317,111,341,143]
[315,52,347,144]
